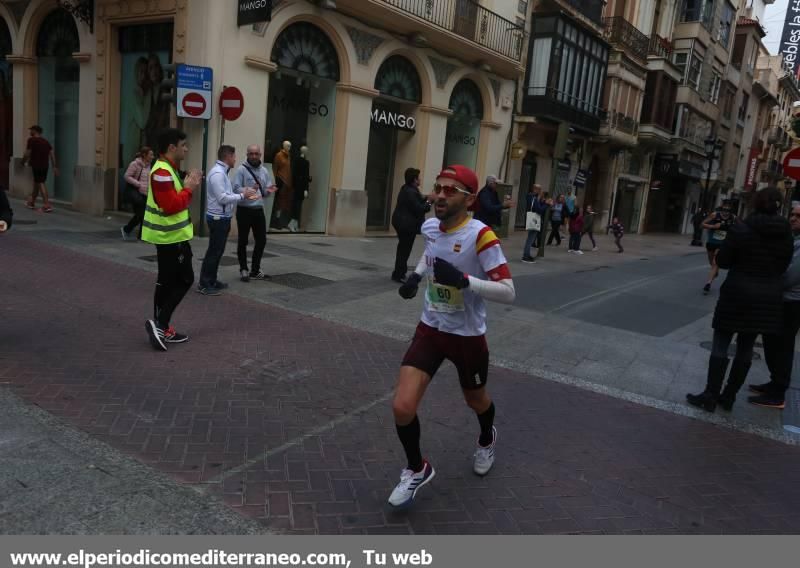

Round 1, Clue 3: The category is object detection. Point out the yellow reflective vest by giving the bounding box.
[141,159,193,245]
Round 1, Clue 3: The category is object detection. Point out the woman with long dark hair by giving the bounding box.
[687,187,793,412]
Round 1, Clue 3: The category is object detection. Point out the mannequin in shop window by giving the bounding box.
[289,145,311,233]
[273,140,293,230]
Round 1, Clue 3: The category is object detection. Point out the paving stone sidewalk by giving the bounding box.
[3,233,800,534]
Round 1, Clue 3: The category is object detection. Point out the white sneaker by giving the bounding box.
[121,227,132,241]
[473,426,497,476]
[387,460,435,508]
[567,249,574,253]
[288,219,299,233]
[592,247,598,252]
[575,250,584,255]
[240,269,250,282]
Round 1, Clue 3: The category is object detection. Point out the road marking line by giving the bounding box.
[201,390,395,487]
[549,264,707,314]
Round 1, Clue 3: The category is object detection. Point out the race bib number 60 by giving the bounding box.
[426,277,465,313]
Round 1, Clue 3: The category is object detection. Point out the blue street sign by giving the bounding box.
[176,64,213,91]
[176,64,213,120]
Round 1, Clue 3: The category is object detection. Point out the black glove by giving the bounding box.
[433,257,469,289]
[398,272,422,299]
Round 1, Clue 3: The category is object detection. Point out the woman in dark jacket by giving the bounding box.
[391,168,430,282]
[687,187,793,412]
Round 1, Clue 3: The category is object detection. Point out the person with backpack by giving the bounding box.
[567,204,585,255]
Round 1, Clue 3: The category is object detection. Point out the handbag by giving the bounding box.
[525,199,542,231]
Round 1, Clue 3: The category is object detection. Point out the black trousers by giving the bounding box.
[199,217,231,288]
[154,241,194,329]
[236,206,267,273]
[124,188,146,237]
[546,220,562,245]
[763,301,800,396]
[291,196,304,221]
[393,231,416,280]
[568,232,582,251]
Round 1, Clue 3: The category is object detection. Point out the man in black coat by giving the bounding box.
[391,168,430,283]
[473,175,514,231]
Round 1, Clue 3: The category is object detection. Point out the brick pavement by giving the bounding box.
[3,233,800,534]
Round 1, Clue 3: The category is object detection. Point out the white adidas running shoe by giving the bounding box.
[473,426,497,476]
[387,460,435,508]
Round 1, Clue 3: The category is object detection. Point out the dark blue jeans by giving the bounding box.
[199,216,231,288]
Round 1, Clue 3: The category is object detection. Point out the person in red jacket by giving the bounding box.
[567,205,585,255]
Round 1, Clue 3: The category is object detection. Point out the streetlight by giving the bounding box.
[692,137,723,246]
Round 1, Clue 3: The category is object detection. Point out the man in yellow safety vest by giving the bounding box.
[142,128,202,351]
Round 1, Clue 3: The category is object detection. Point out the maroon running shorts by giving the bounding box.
[401,322,489,390]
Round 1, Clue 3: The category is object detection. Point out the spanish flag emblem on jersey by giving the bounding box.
[453,243,462,253]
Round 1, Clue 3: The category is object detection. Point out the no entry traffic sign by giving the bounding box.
[176,64,213,120]
[784,147,800,181]
[182,92,207,117]
[219,87,244,121]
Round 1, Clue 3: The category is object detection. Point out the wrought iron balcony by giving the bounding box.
[603,17,649,62]
[605,111,639,136]
[378,0,525,60]
[648,34,673,58]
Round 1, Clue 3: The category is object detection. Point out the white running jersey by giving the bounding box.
[418,217,511,337]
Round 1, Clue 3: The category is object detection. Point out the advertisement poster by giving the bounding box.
[118,23,173,207]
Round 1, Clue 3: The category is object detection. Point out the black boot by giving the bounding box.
[687,355,729,412]
[717,358,752,411]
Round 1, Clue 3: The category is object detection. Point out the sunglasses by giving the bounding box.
[433,183,471,197]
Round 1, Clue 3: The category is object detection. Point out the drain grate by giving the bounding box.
[311,242,334,247]
[268,272,334,289]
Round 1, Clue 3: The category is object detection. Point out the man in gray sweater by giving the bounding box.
[752,204,800,409]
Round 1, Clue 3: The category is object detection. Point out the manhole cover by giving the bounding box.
[14,220,38,225]
[269,272,334,289]
[311,242,333,247]
[698,341,762,360]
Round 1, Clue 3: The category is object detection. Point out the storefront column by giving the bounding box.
[6,55,36,199]
[328,82,378,236]
[478,120,502,182]
[416,105,451,187]
[72,52,103,215]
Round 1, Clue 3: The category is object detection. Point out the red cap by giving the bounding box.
[437,165,479,194]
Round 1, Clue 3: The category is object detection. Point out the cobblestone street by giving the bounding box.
[3,231,800,534]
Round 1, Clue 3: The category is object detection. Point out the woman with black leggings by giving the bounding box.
[687,187,793,412]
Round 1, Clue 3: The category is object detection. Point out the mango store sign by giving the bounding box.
[371,105,416,133]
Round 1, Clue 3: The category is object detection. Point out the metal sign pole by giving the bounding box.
[199,119,209,238]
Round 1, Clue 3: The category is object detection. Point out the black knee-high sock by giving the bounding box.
[477,402,495,447]
[395,415,423,472]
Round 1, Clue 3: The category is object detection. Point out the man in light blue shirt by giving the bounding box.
[197,145,257,295]
[233,144,277,282]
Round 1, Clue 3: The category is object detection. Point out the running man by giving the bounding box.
[388,165,516,508]
[702,201,736,294]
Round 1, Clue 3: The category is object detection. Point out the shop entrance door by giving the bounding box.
[365,119,398,229]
